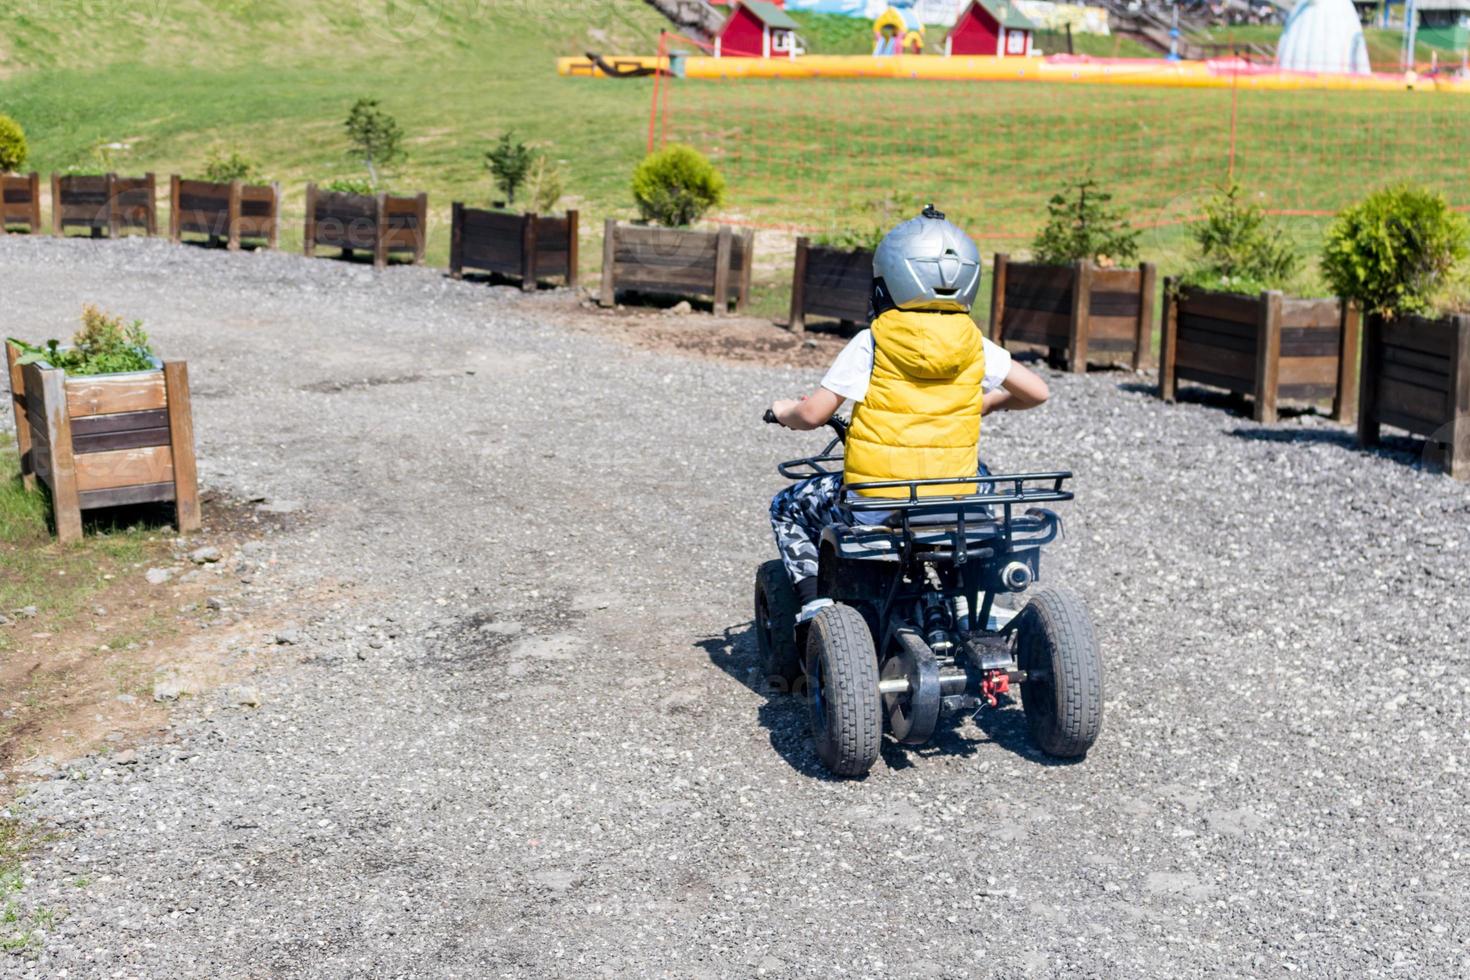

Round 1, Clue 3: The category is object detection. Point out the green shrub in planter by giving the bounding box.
[9,305,154,376]
[0,114,27,172]
[1177,182,1302,295]
[322,177,376,195]
[631,144,725,228]
[202,145,261,183]
[1321,184,1469,318]
[1031,175,1139,267]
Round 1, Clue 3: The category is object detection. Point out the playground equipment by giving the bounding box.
[874,4,925,55]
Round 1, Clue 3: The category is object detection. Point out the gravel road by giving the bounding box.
[2,237,1468,978]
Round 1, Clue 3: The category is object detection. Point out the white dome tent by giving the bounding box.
[1276,0,1372,74]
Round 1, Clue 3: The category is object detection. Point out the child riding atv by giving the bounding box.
[759,206,1103,776]
[767,205,1050,624]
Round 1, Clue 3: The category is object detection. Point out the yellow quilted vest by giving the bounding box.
[844,309,987,499]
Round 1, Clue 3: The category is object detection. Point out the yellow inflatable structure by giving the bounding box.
[557,53,1470,94]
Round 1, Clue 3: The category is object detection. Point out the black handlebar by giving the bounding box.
[766,408,849,480]
[762,408,848,442]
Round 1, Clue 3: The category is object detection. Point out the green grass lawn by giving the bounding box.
[1,0,1465,309]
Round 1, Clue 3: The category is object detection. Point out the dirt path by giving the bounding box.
[2,238,1467,977]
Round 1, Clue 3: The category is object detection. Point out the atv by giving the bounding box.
[756,413,1103,777]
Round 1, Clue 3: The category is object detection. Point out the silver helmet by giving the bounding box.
[872,205,980,312]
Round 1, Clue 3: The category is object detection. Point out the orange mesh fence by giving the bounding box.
[651,46,1470,255]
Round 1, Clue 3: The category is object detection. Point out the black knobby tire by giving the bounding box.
[754,560,802,689]
[805,604,882,777]
[1016,586,1104,759]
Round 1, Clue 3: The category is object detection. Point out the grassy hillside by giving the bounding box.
[0,0,1466,316]
[0,0,669,262]
[1185,24,1444,67]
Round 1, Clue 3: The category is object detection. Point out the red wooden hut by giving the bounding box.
[714,0,805,58]
[945,0,1037,56]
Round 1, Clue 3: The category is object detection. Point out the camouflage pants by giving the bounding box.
[768,462,993,586]
[768,474,846,587]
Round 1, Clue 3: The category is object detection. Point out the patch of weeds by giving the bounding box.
[0,434,174,652]
[0,817,57,956]
[100,628,146,651]
[106,659,154,698]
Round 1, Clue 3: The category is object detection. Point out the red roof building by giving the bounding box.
[945,0,1037,57]
[714,0,805,58]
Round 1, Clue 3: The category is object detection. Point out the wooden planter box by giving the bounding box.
[788,238,872,333]
[6,342,200,542]
[1,173,42,233]
[599,221,754,314]
[304,184,427,269]
[449,204,579,290]
[1159,283,1361,424]
[51,173,157,238]
[169,175,281,249]
[1359,312,1470,481]
[990,255,1157,372]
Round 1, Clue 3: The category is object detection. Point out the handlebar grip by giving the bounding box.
[763,409,779,424]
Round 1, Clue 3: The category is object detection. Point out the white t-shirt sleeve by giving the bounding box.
[820,331,876,402]
[819,329,1013,404]
[980,337,1012,393]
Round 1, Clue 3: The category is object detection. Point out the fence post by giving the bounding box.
[163,361,201,533]
[27,171,41,232]
[1357,314,1382,448]
[1159,278,1178,402]
[1068,260,1092,373]
[713,226,733,315]
[789,236,809,335]
[227,180,242,251]
[143,173,157,236]
[36,365,82,543]
[450,201,464,279]
[1333,300,1361,423]
[105,173,119,239]
[268,182,281,250]
[303,183,318,258]
[599,219,618,307]
[169,174,181,243]
[1135,262,1157,371]
[4,342,34,491]
[521,212,538,291]
[1450,314,1470,481]
[1254,290,1283,424]
[413,193,427,265]
[565,210,580,288]
[50,173,62,236]
[373,193,389,269]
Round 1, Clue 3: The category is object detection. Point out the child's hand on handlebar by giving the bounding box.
[768,398,803,427]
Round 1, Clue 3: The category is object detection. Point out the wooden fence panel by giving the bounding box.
[0,173,42,232]
[602,223,752,313]
[1160,282,1356,422]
